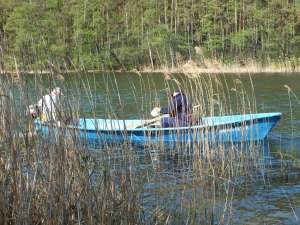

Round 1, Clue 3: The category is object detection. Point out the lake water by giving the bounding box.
[23,72,300,224]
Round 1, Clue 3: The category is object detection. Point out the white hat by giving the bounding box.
[172,90,182,97]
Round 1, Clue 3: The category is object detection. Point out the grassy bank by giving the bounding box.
[138,59,300,74]
[1,58,300,76]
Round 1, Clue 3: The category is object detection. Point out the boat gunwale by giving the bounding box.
[34,112,282,134]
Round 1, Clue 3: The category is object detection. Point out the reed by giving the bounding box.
[0,62,277,225]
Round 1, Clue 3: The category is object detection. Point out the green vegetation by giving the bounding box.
[0,0,300,71]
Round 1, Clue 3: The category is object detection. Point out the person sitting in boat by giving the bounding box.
[37,87,63,122]
[151,90,193,127]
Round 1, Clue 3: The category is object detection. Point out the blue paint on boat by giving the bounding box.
[34,112,281,148]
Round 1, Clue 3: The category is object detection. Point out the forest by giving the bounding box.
[0,0,300,71]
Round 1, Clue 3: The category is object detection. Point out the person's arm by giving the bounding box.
[37,98,42,108]
[37,97,44,113]
[151,100,174,117]
[160,97,177,114]
[160,105,172,114]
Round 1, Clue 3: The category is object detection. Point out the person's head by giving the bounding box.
[51,87,63,96]
[28,104,40,118]
[172,90,183,97]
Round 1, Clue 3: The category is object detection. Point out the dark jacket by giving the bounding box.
[160,92,192,117]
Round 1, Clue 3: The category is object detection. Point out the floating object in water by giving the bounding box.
[34,112,281,148]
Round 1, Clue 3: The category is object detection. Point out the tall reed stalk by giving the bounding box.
[0,62,271,224]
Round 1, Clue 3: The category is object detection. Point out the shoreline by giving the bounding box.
[138,60,300,75]
[1,60,300,76]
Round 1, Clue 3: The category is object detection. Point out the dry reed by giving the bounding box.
[0,62,275,225]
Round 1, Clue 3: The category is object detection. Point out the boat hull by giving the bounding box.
[34,112,281,148]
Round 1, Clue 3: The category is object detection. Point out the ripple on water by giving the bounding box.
[231,180,300,224]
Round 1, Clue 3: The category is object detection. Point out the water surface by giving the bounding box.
[22,72,300,224]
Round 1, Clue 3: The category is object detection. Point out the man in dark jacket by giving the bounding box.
[151,90,193,127]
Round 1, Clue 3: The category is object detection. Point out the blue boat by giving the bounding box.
[34,112,281,148]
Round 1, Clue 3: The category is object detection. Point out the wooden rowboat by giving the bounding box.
[34,112,281,148]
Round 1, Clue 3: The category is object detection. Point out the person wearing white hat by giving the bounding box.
[37,87,63,122]
[151,90,193,127]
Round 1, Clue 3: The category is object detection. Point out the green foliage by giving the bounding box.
[230,30,251,48]
[0,0,299,70]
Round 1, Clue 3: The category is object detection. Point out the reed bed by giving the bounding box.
[0,64,274,225]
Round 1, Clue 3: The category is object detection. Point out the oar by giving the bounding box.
[135,104,201,129]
